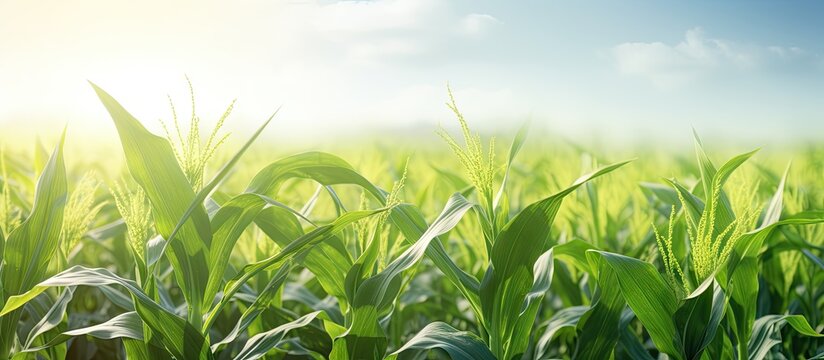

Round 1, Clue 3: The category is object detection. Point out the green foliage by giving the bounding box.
[0,85,822,360]
[0,148,20,237]
[0,134,67,360]
[160,77,232,191]
[111,181,153,263]
[61,172,104,258]
[438,86,495,209]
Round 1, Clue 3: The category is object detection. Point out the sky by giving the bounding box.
[1,0,824,147]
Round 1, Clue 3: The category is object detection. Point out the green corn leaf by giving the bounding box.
[123,338,173,360]
[482,159,631,359]
[233,311,321,360]
[245,151,483,321]
[148,106,278,268]
[770,228,824,254]
[802,249,824,270]
[714,149,759,187]
[1,266,212,359]
[264,307,332,357]
[0,229,4,274]
[353,193,473,310]
[584,250,683,360]
[246,152,383,200]
[534,306,587,359]
[23,287,75,349]
[552,256,584,307]
[494,121,529,210]
[727,195,824,360]
[256,197,351,299]
[343,220,383,309]
[329,306,386,360]
[204,208,385,330]
[748,314,822,360]
[663,179,704,224]
[617,308,656,360]
[254,205,304,244]
[386,322,495,360]
[22,312,143,353]
[0,134,67,359]
[692,131,741,230]
[574,260,625,360]
[389,203,483,321]
[203,193,268,314]
[245,153,383,300]
[728,211,824,271]
[640,181,680,208]
[211,263,292,352]
[675,280,728,359]
[506,247,555,356]
[254,200,354,301]
[554,239,600,273]
[0,133,66,292]
[725,167,815,358]
[728,256,759,357]
[707,148,759,234]
[91,83,213,323]
[335,193,474,359]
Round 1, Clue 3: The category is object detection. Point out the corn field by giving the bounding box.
[0,84,822,360]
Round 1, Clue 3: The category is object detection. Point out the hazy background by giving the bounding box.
[2,0,823,149]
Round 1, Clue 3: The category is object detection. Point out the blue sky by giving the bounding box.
[1,0,823,145]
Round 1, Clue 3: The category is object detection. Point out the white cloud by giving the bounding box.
[313,0,441,33]
[306,1,501,64]
[612,27,809,88]
[345,38,423,64]
[458,14,502,36]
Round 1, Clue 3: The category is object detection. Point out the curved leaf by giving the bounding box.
[0,134,67,358]
[246,152,382,200]
[1,266,211,359]
[92,83,212,320]
[233,311,321,360]
[211,264,292,351]
[585,250,683,359]
[386,322,494,360]
[535,306,587,359]
[336,194,474,359]
[244,151,483,322]
[748,314,821,360]
[482,160,631,359]
[353,193,473,309]
[23,287,75,349]
[203,209,385,330]
[23,312,143,353]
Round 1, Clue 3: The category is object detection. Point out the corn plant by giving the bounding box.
[0,83,822,360]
